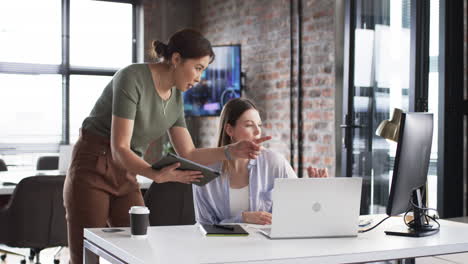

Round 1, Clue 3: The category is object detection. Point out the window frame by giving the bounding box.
[437,0,466,218]
[0,0,141,154]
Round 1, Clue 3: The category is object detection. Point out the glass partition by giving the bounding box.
[351,0,412,214]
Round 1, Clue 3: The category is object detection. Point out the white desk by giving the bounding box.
[83,217,468,264]
[0,170,152,195]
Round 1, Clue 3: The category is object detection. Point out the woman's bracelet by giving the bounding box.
[224,145,232,161]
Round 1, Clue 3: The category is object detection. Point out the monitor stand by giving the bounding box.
[385,189,440,237]
[384,226,439,237]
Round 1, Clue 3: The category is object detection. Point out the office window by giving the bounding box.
[70,75,111,143]
[0,74,62,143]
[346,0,412,214]
[69,1,132,144]
[0,1,61,64]
[0,0,62,155]
[70,1,132,68]
[343,0,442,214]
[0,71,63,150]
[0,0,136,168]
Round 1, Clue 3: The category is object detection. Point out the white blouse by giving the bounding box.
[229,185,250,218]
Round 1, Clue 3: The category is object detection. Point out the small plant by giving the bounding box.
[162,141,176,155]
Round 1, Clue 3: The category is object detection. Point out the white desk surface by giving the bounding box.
[0,170,152,195]
[84,217,468,264]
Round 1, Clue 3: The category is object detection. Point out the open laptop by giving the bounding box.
[258,177,362,239]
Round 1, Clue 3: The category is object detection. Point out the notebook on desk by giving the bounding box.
[199,224,249,237]
[257,177,362,239]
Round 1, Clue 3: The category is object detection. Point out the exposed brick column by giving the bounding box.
[143,0,336,177]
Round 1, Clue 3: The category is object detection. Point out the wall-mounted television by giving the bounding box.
[183,45,241,116]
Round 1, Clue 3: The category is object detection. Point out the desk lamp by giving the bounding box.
[375,108,403,142]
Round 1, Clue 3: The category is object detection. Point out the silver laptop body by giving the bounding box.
[259,177,362,239]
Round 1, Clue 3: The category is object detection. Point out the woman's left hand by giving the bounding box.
[228,136,272,160]
[307,167,328,178]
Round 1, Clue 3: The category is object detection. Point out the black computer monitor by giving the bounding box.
[385,112,438,237]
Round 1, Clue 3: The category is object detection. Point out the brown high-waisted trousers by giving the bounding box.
[63,129,144,264]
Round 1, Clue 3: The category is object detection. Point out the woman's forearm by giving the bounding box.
[110,116,155,179]
[179,147,227,166]
[111,146,155,179]
[169,126,269,165]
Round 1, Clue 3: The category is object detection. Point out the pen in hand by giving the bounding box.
[213,224,234,231]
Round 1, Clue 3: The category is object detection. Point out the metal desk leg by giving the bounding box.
[83,240,99,264]
[396,259,415,264]
[84,239,126,264]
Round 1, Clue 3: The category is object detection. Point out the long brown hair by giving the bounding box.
[217,98,258,174]
[152,28,215,63]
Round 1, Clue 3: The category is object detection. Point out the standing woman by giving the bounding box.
[64,29,270,264]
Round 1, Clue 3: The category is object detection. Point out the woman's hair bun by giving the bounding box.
[151,29,214,62]
[153,40,168,59]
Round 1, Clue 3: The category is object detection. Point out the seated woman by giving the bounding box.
[193,98,328,225]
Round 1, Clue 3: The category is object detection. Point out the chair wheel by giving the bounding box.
[20,260,26,264]
[0,254,6,261]
[54,259,60,264]
[29,249,35,261]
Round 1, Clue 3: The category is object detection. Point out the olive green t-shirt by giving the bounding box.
[82,63,186,157]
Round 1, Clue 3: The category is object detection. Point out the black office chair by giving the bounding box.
[36,156,59,170]
[144,182,196,226]
[0,159,7,171]
[0,176,68,264]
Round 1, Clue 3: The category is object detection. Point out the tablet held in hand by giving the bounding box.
[151,153,221,186]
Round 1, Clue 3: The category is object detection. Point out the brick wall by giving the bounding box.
[142,0,195,59]
[194,0,293,157]
[300,0,336,175]
[193,0,336,176]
